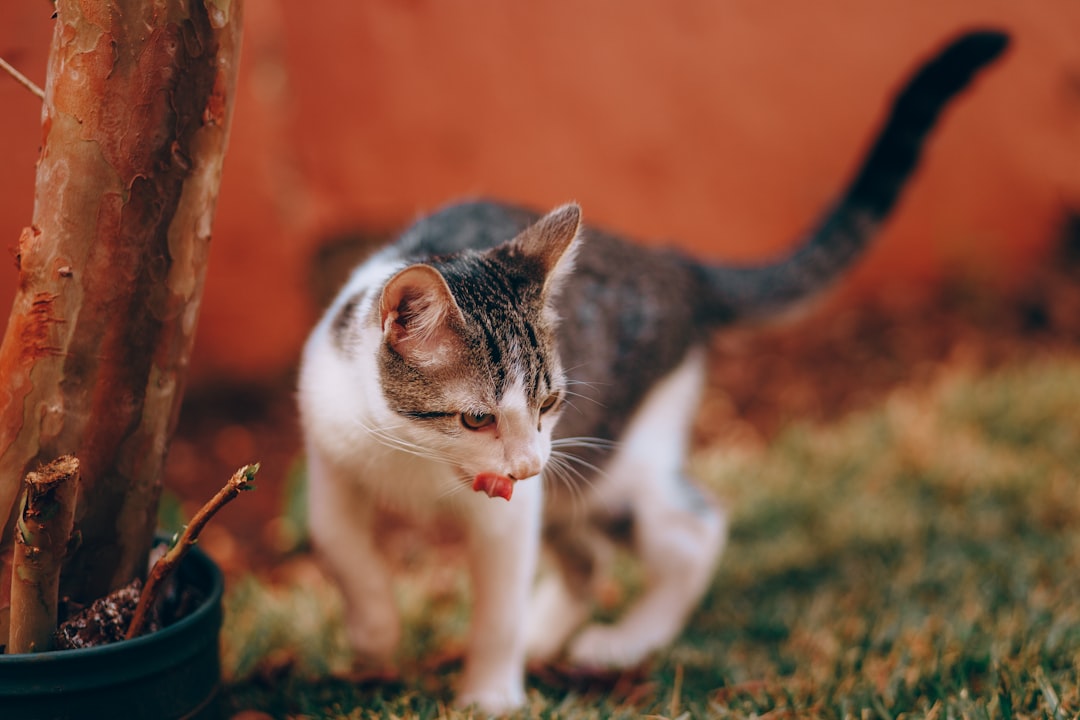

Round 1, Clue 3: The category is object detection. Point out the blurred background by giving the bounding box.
[1,2,1078,569]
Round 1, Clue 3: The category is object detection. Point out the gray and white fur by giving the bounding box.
[298,30,1008,713]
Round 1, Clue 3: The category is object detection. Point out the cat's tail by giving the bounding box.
[700,29,1009,324]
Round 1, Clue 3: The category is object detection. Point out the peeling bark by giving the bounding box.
[0,0,243,642]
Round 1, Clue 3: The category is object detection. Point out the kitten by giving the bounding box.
[298,30,1008,713]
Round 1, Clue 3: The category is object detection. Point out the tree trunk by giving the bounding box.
[0,0,242,642]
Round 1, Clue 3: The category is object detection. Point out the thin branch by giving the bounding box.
[125,463,258,640]
[7,456,79,653]
[0,56,45,101]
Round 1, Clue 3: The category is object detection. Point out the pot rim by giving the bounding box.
[0,542,223,693]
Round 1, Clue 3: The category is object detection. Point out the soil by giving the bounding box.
[51,540,207,650]
[164,224,1080,576]
[53,580,147,650]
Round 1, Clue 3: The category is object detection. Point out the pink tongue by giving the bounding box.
[472,473,514,501]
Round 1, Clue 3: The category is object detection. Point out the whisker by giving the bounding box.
[550,438,617,477]
[355,420,443,454]
[563,371,609,389]
[544,454,593,519]
[348,417,457,466]
[551,436,617,450]
[561,387,606,408]
[559,397,583,417]
[436,475,471,501]
[545,457,580,493]
[549,451,602,486]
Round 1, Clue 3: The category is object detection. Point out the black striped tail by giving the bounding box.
[703,29,1009,323]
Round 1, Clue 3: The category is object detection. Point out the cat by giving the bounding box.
[298,29,1008,713]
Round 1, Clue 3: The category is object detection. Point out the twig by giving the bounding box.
[669,662,683,718]
[7,456,79,653]
[125,463,258,640]
[0,56,45,101]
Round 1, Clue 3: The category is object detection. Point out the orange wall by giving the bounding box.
[1,2,1078,384]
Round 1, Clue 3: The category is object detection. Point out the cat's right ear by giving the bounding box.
[379,264,464,364]
[511,202,582,299]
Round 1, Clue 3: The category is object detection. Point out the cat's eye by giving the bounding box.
[461,411,496,431]
[539,393,561,415]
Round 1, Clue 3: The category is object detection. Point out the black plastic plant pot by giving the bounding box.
[0,544,224,720]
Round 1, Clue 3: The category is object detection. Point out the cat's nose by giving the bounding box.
[507,457,542,481]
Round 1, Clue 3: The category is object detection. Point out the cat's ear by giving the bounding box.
[510,202,582,298]
[379,264,464,363]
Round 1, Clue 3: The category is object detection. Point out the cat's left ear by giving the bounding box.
[510,202,582,299]
[379,264,465,364]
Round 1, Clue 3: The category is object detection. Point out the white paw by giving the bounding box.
[524,623,564,663]
[524,600,585,662]
[567,623,651,669]
[524,576,589,662]
[344,605,400,664]
[455,684,527,715]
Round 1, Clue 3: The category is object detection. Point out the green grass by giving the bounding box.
[223,354,1080,718]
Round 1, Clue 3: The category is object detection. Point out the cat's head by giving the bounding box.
[375,203,581,494]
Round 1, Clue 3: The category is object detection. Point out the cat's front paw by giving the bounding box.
[567,623,651,670]
[344,605,401,665]
[455,684,527,716]
[524,621,564,663]
[524,577,589,663]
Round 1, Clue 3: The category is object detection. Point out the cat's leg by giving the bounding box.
[566,348,728,668]
[524,523,604,662]
[307,450,401,665]
[456,478,544,713]
[524,573,589,662]
[568,480,727,667]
